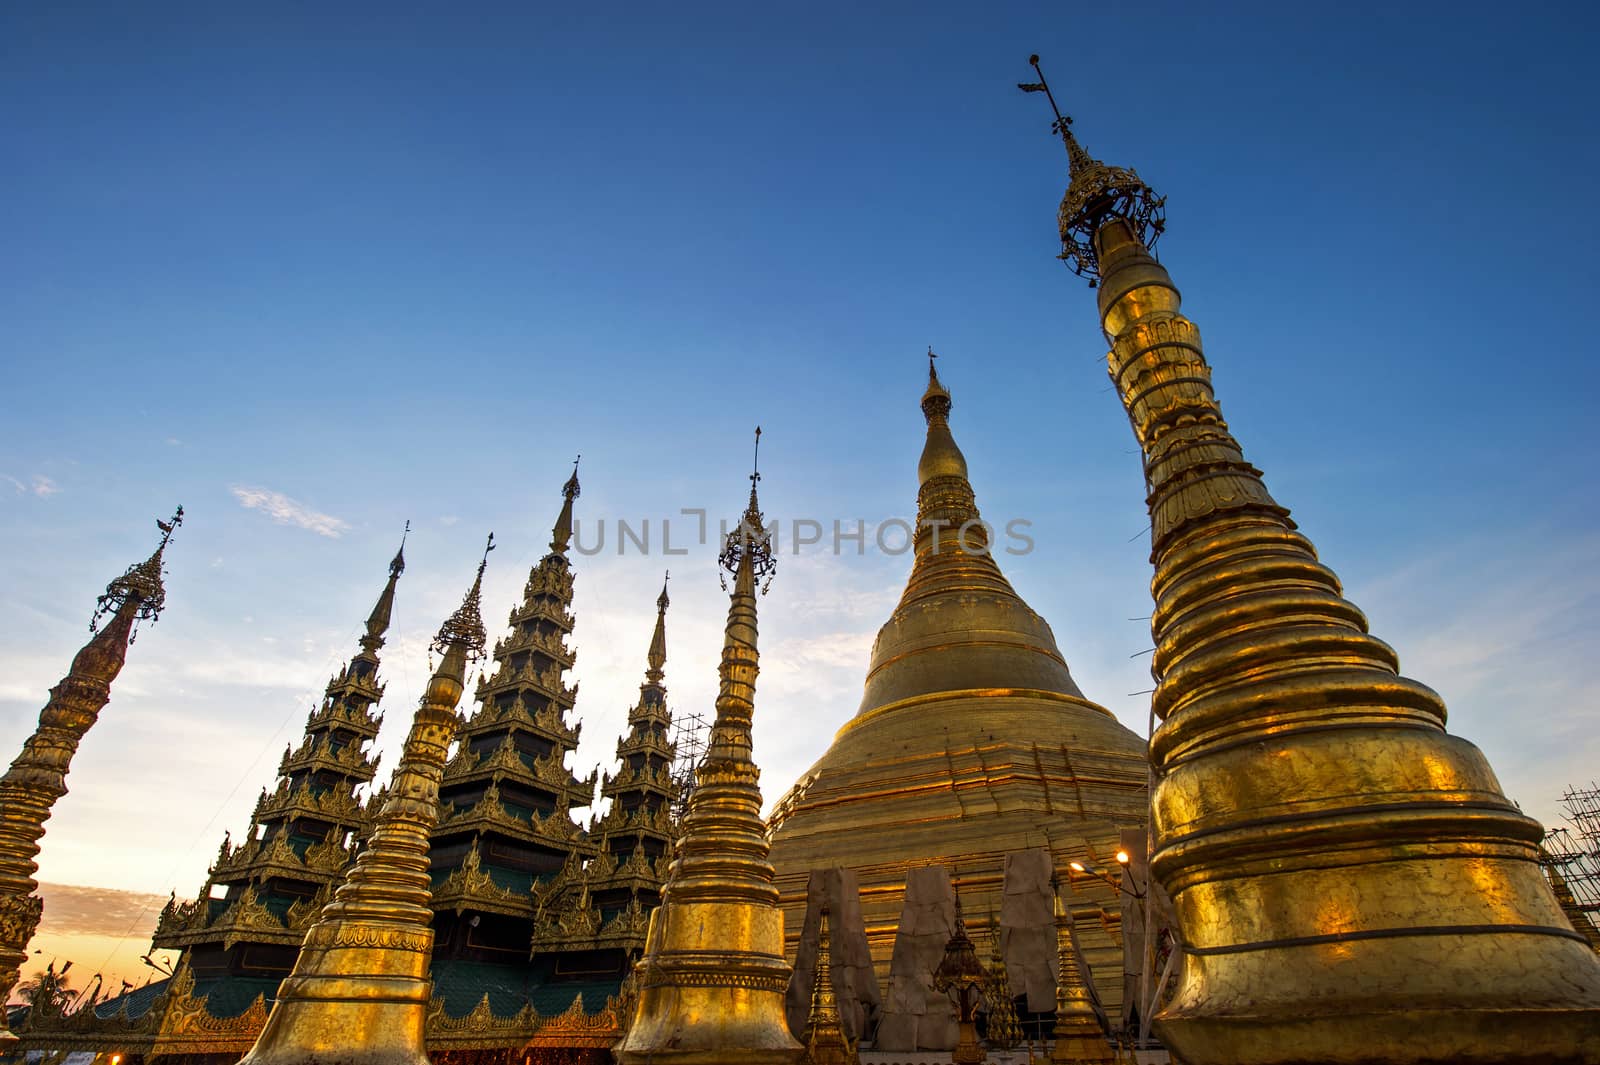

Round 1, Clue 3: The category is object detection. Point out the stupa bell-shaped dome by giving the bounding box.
[767,359,1149,1022]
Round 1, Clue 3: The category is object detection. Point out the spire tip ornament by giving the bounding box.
[430,532,491,665]
[91,504,182,639]
[721,427,776,594]
[1019,54,1164,286]
[550,459,582,554]
[390,519,409,578]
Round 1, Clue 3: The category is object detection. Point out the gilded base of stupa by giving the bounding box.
[769,689,1147,1012]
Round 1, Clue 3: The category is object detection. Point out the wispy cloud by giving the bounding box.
[230,485,349,538]
[4,474,59,497]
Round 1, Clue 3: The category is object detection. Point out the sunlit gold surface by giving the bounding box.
[1087,215,1600,1062]
[768,364,1148,1006]
[617,469,803,1065]
[237,557,487,1065]
[0,526,171,1048]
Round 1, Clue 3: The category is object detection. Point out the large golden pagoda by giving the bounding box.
[767,360,1149,1004]
[0,507,180,1048]
[1021,55,1600,1064]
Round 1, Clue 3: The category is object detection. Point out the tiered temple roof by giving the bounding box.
[429,466,600,955]
[151,537,404,984]
[531,576,679,959]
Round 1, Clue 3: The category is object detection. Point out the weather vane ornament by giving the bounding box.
[564,455,582,500]
[720,426,776,594]
[91,504,183,641]
[1019,53,1165,286]
[430,532,492,663]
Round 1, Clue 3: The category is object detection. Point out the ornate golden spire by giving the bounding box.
[801,907,857,1065]
[237,539,490,1065]
[1031,58,1600,1064]
[0,507,181,1048]
[550,455,581,555]
[646,571,669,682]
[617,429,802,1065]
[1048,880,1111,1064]
[361,520,408,653]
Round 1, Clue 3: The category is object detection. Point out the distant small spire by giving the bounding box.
[647,572,670,679]
[363,521,410,651]
[550,457,582,555]
[922,347,952,422]
[390,520,409,579]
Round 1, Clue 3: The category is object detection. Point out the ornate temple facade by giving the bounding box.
[150,537,403,1012]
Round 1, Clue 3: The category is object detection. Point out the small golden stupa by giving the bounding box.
[767,357,1149,1005]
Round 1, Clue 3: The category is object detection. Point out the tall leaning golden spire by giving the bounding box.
[0,506,181,1048]
[1022,55,1600,1064]
[238,535,492,1065]
[617,429,804,1065]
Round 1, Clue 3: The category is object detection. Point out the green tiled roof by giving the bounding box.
[91,977,170,1021]
[485,864,533,895]
[194,975,281,1018]
[428,959,620,1020]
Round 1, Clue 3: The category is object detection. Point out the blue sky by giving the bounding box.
[3,0,1597,950]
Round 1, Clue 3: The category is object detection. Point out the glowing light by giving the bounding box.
[1115,850,1131,864]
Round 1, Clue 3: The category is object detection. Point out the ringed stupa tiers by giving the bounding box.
[767,358,1149,1007]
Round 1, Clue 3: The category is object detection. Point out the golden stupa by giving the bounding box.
[1020,53,1600,1064]
[767,357,1149,1005]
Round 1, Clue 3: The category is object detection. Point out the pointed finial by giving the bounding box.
[431,533,492,664]
[364,522,410,648]
[390,520,409,578]
[92,505,182,638]
[647,570,671,678]
[564,456,582,501]
[1019,53,1165,285]
[922,347,952,422]
[1018,55,1094,174]
[551,461,581,554]
[721,428,776,594]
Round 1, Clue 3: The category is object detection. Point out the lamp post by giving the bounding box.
[1067,854,1145,900]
